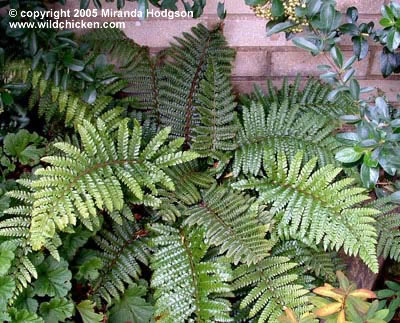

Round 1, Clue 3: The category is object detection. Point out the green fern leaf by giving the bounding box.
[89,219,151,305]
[233,150,379,273]
[233,256,312,323]
[27,119,198,250]
[150,224,232,322]
[184,184,274,265]
[191,58,238,154]
[159,23,235,144]
[233,101,342,177]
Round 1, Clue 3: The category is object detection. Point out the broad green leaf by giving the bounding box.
[39,298,74,323]
[0,243,15,276]
[271,0,284,17]
[33,257,72,298]
[292,37,319,52]
[0,277,15,311]
[7,309,43,323]
[109,283,154,323]
[335,147,363,163]
[266,21,296,36]
[77,300,103,323]
[330,46,343,68]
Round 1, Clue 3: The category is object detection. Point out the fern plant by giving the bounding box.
[1,13,398,323]
[22,118,198,250]
[233,150,380,273]
[191,59,238,155]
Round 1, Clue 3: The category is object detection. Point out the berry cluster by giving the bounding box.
[252,0,309,33]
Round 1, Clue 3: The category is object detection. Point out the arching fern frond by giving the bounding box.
[272,240,343,284]
[149,224,232,322]
[25,119,198,250]
[233,101,342,177]
[191,59,238,155]
[183,184,274,265]
[249,78,357,119]
[82,28,163,129]
[29,70,125,129]
[88,219,151,306]
[232,256,311,323]
[159,23,235,144]
[233,150,379,273]
[368,197,400,261]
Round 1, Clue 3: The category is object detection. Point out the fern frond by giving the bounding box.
[232,256,312,322]
[83,28,163,130]
[159,23,235,144]
[26,119,198,250]
[233,150,379,273]
[367,197,400,261]
[233,101,342,177]
[249,78,358,119]
[89,219,151,305]
[272,240,343,284]
[154,160,216,222]
[184,185,274,265]
[150,224,232,322]
[191,59,238,154]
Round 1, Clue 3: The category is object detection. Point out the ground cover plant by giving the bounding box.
[2,0,400,322]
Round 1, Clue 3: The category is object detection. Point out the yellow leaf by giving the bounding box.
[337,309,346,323]
[315,302,342,317]
[313,286,344,302]
[349,289,376,299]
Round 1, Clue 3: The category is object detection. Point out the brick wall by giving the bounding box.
[56,0,398,101]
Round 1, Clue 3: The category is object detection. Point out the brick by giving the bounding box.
[223,17,291,47]
[203,0,253,15]
[232,51,269,77]
[123,19,205,47]
[233,78,398,103]
[337,0,384,14]
[359,79,399,102]
[370,50,382,75]
[271,51,370,77]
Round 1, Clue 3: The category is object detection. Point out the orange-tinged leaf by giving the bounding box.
[349,289,376,299]
[283,307,298,323]
[337,309,346,323]
[315,302,342,317]
[313,287,344,302]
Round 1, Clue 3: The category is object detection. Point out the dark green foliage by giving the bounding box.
[184,184,274,265]
[158,24,235,143]
[192,59,238,154]
[89,219,151,305]
[233,100,342,177]
[247,78,358,119]
[233,256,312,322]
[233,150,380,273]
[150,224,232,322]
[0,10,396,323]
